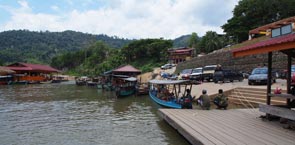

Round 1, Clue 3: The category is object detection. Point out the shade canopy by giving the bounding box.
[149,79,190,85]
[0,67,15,75]
[6,62,60,73]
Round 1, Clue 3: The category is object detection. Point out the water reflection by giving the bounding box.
[0,83,189,145]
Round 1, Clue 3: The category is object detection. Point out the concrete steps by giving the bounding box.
[228,87,287,107]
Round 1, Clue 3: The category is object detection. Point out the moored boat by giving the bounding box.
[115,77,137,97]
[148,79,194,109]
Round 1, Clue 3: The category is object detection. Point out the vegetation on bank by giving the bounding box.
[51,39,172,76]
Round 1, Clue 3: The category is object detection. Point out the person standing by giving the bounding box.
[213,89,228,109]
[197,89,211,110]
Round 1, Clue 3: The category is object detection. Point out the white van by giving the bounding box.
[202,65,217,81]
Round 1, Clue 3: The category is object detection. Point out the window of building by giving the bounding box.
[271,24,293,38]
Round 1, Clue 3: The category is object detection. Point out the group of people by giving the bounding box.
[196,89,228,110]
[179,88,228,110]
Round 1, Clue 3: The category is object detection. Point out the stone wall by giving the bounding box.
[175,49,292,73]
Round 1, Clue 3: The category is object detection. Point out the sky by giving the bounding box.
[0,0,239,39]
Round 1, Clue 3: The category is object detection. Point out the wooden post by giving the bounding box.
[287,54,291,106]
[267,52,272,105]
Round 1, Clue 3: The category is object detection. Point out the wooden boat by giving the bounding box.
[40,80,52,84]
[8,80,28,85]
[148,79,193,109]
[115,77,137,97]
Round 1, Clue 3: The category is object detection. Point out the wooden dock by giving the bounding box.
[159,109,295,145]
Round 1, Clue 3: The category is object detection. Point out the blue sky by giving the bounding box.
[0,0,239,39]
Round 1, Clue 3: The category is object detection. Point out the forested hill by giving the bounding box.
[0,30,132,64]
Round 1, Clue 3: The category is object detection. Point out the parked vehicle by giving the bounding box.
[213,69,243,83]
[248,67,277,85]
[161,64,173,70]
[292,65,295,85]
[180,69,193,80]
[190,67,203,81]
[202,65,217,81]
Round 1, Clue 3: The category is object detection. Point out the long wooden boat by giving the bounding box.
[148,79,193,109]
[115,77,137,97]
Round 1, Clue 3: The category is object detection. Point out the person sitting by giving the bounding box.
[181,89,195,109]
[197,89,211,110]
[168,93,176,101]
[213,89,228,110]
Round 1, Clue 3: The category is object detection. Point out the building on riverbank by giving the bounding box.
[5,62,60,84]
[168,47,194,64]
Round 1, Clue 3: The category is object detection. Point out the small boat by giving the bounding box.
[148,79,193,109]
[115,77,137,97]
[8,80,28,85]
[40,80,52,84]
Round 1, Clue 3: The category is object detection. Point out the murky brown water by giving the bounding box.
[0,82,190,145]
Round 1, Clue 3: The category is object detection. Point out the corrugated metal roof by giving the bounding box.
[149,79,189,84]
[6,62,60,73]
[112,65,141,73]
[232,33,295,53]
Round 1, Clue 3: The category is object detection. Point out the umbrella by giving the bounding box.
[0,66,15,75]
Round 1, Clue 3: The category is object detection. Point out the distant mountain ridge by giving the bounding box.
[0,30,190,65]
[0,30,133,64]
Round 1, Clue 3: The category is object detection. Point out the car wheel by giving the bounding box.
[248,81,251,85]
[273,79,276,83]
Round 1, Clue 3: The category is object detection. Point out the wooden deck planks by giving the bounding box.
[159,109,295,145]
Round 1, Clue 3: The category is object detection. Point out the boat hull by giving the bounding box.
[116,89,135,97]
[149,90,182,109]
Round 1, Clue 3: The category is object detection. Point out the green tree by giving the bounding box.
[222,0,295,43]
[189,32,199,48]
[197,31,225,53]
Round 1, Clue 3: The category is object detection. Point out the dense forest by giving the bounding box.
[51,39,172,76]
[0,30,132,65]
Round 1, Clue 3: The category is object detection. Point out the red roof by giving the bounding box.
[169,48,193,53]
[6,62,60,73]
[249,16,295,34]
[112,65,141,73]
[232,33,295,54]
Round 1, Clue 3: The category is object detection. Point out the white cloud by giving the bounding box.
[0,0,239,39]
[51,5,59,11]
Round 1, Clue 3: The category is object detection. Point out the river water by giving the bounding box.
[0,82,190,145]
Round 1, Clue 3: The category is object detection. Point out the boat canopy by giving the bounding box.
[123,77,137,82]
[149,79,190,85]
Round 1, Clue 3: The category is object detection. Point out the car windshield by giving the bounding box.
[292,66,295,72]
[192,68,202,73]
[181,69,192,74]
[252,68,267,75]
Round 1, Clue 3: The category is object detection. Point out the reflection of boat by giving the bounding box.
[115,77,137,97]
[148,79,193,109]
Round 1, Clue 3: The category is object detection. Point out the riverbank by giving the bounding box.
[137,66,287,98]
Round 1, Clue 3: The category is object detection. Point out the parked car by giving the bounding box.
[202,65,217,82]
[190,67,203,81]
[292,65,295,85]
[179,69,193,80]
[161,64,173,70]
[248,67,277,85]
[213,69,243,83]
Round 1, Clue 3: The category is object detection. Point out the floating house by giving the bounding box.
[168,47,194,64]
[5,62,60,83]
[232,16,295,121]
